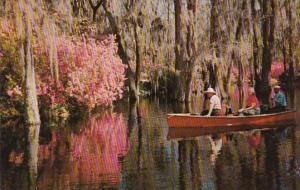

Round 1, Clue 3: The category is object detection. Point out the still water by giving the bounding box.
[1,90,300,190]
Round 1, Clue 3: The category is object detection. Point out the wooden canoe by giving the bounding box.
[168,125,292,140]
[168,125,295,139]
[167,110,297,128]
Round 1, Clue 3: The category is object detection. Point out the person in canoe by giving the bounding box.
[220,98,233,116]
[203,87,222,116]
[239,87,260,115]
[270,85,287,113]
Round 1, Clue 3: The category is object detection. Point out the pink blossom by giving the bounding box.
[33,34,125,109]
[6,89,13,97]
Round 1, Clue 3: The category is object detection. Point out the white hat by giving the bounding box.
[204,87,216,94]
[274,85,281,89]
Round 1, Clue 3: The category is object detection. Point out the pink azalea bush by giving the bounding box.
[271,61,284,78]
[34,35,125,109]
[1,19,125,111]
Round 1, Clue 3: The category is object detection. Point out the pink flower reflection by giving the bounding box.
[38,112,130,187]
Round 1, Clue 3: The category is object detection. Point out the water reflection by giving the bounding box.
[26,125,40,190]
[0,124,40,190]
[37,112,129,189]
[186,126,299,189]
[1,112,129,189]
[209,135,223,166]
[1,97,300,189]
[246,130,262,149]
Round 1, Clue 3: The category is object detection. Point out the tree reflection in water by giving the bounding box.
[26,124,40,190]
[1,98,300,190]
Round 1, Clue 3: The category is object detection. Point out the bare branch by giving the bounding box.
[88,0,103,10]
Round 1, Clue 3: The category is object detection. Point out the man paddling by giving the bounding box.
[204,87,221,116]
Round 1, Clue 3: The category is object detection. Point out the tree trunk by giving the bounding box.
[210,0,218,53]
[24,17,40,125]
[174,0,185,102]
[208,64,216,89]
[282,44,287,72]
[251,0,260,88]
[185,0,197,103]
[208,0,218,89]
[89,0,103,22]
[19,43,26,82]
[134,23,141,95]
[92,10,96,22]
[260,0,275,105]
[237,55,244,109]
[288,44,295,86]
[286,0,295,87]
[101,1,138,100]
[235,0,247,108]
[174,0,196,103]
[50,35,59,86]
[23,14,41,189]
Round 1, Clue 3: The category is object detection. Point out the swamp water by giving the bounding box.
[1,90,300,190]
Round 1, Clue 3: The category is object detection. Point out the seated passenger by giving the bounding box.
[270,85,287,113]
[239,87,260,115]
[220,98,232,116]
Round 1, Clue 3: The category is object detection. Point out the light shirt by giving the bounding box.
[274,91,287,107]
[210,95,221,110]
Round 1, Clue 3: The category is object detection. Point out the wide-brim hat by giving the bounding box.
[204,87,216,94]
[274,85,281,89]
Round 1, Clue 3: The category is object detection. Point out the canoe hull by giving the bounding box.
[168,125,290,139]
[167,111,297,128]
